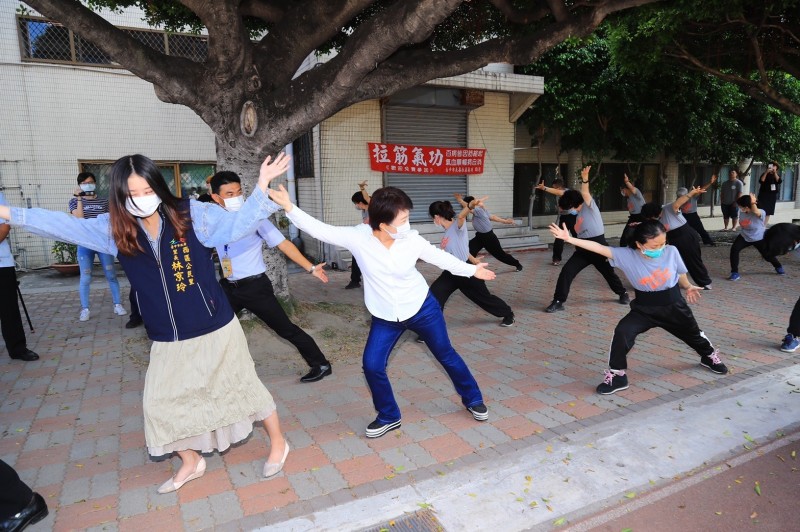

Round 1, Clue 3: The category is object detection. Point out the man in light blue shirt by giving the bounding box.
[210,172,333,383]
[0,192,37,361]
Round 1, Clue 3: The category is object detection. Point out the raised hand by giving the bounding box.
[267,184,292,211]
[257,152,291,191]
[535,182,546,191]
[581,166,592,181]
[548,222,571,242]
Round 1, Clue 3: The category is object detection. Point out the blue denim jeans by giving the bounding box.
[363,292,484,423]
[77,246,122,308]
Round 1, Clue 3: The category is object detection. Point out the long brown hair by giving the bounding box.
[107,154,190,256]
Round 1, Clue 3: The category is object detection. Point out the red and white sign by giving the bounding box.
[367,142,486,175]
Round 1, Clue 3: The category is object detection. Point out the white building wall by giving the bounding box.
[1,0,215,268]
[467,92,515,216]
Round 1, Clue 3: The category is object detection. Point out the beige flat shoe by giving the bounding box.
[263,442,290,478]
[157,457,206,494]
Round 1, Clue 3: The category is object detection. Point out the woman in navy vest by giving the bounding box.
[0,153,292,493]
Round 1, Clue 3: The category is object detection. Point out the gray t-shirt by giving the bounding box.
[680,196,698,215]
[738,209,766,242]
[659,204,687,232]
[575,199,605,239]
[609,246,687,292]
[626,188,646,215]
[720,179,744,205]
[471,206,493,233]
[442,220,469,262]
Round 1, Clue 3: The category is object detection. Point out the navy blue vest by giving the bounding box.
[117,201,234,342]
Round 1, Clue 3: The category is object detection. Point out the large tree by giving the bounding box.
[608,0,800,116]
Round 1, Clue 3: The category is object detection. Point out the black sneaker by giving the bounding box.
[515,264,523,272]
[467,403,489,421]
[618,292,630,305]
[125,315,143,329]
[545,300,564,313]
[365,419,401,438]
[345,281,361,289]
[500,314,515,327]
[700,350,728,374]
[596,370,629,395]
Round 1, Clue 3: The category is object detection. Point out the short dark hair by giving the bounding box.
[428,200,455,221]
[551,178,564,189]
[368,187,413,231]
[77,172,95,184]
[209,171,240,194]
[463,195,475,204]
[628,219,667,249]
[558,189,584,210]
[351,191,367,205]
[640,202,663,220]
[736,195,754,209]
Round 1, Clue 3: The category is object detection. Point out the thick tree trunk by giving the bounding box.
[215,138,292,303]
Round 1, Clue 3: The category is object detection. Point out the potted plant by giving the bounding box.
[51,240,80,275]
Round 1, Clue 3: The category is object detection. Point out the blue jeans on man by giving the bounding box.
[363,292,484,423]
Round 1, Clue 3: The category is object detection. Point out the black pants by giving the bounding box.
[430,270,512,319]
[350,258,362,284]
[129,289,141,320]
[729,235,782,273]
[789,296,800,337]
[608,287,714,370]
[469,230,521,269]
[0,267,27,358]
[553,235,626,302]
[220,275,329,368]
[683,212,714,245]
[619,213,645,247]
[668,225,712,286]
[0,459,33,519]
[552,213,577,261]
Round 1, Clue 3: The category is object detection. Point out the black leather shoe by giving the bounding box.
[125,316,143,329]
[9,349,39,361]
[344,281,360,289]
[300,365,332,383]
[1,492,48,532]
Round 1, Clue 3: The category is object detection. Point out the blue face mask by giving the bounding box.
[641,245,666,259]
[567,209,579,216]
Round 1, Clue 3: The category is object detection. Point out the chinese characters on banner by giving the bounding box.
[368,142,486,175]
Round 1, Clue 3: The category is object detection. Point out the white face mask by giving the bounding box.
[126,195,162,217]
[385,221,411,240]
[223,196,244,212]
[80,183,96,193]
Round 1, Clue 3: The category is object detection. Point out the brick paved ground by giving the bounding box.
[1,234,797,531]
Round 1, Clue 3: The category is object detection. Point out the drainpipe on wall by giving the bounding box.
[284,142,301,244]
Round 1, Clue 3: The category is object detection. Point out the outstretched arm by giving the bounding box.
[276,240,328,283]
[701,174,718,191]
[671,186,702,213]
[622,173,637,194]
[548,222,612,259]
[535,182,565,197]
[747,193,762,217]
[579,166,593,206]
[358,181,371,204]
[456,204,470,228]
[489,213,515,225]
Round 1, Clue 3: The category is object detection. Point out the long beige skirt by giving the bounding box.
[142,316,276,457]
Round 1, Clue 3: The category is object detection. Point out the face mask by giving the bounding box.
[641,245,666,259]
[126,195,162,217]
[80,183,96,193]
[385,221,411,239]
[621,191,627,197]
[793,242,800,251]
[223,196,244,212]
[355,204,362,211]
[567,209,578,216]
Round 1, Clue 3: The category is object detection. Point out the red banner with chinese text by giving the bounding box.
[367,142,486,175]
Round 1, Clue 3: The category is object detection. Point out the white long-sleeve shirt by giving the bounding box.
[287,206,477,321]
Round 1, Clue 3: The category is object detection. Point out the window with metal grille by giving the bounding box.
[292,130,314,178]
[17,15,207,67]
[80,161,215,198]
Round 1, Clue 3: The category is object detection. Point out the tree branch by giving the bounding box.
[24,0,205,108]
[239,0,288,22]
[487,0,550,24]
[178,0,249,79]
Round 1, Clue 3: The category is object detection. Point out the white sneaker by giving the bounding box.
[114,304,127,316]
[79,308,90,322]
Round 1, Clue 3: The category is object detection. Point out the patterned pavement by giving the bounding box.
[1,234,798,531]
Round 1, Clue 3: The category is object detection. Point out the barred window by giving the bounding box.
[292,130,315,178]
[17,15,208,67]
